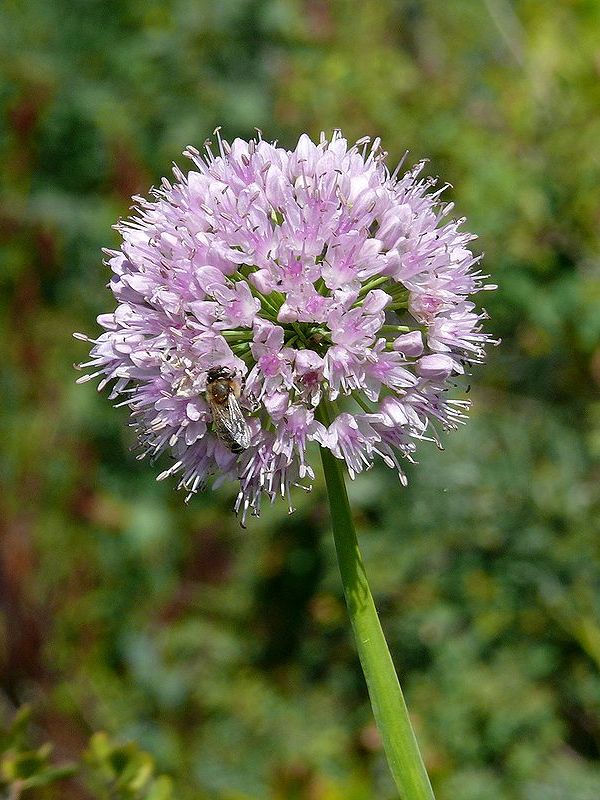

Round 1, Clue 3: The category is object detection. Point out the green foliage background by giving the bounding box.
[1,1,600,798]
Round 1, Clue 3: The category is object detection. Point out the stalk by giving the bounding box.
[316,400,435,800]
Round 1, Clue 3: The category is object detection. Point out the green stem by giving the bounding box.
[221,330,254,342]
[351,391,375,413]
[231,268,281,319]
[356,275,390,298]
[380,324,411,334]
[316,400,435,800]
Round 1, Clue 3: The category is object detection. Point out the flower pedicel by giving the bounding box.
[76,131,495,524]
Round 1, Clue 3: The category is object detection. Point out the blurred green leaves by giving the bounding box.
[0,707,76,796]
[0,707,174,800]
[84,733,173,800]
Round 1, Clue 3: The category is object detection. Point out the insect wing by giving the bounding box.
[213,391,251,452]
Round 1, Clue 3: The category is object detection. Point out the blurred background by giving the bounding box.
[1,1,600,798]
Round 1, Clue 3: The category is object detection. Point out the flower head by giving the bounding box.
[76,131,495,524]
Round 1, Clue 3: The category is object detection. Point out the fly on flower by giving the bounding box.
[75,130,496,523]
[205,367,251,454]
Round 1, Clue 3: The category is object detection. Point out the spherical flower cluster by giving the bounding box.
[77,131,495,524]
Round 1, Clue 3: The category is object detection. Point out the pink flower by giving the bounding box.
[77,131,495,524]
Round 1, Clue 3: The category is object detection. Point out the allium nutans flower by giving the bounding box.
[76,131,495,525]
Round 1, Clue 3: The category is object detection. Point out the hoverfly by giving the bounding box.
[205,366,251,453]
